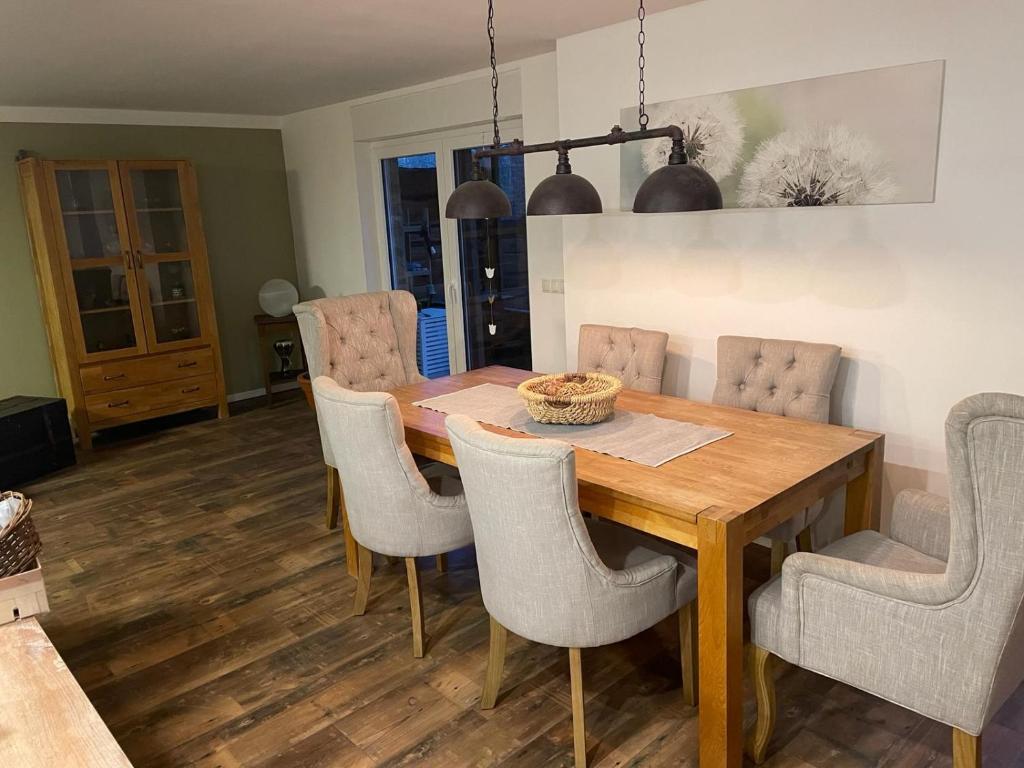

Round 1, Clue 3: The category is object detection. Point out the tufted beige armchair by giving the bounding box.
[747,393,1024,768]
[712,336,842,571]
[577,324,669,394]
[294,291,427,539]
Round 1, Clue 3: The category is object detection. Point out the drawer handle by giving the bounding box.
[177,361,198,368]
[107,400,130,408]
[103,373,127,381]
[181,386,201,394]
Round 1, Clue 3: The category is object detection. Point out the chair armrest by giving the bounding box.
[889,490,950,561]
[782,550,947,606]
[428,491,467,510]
[607,554,678,587]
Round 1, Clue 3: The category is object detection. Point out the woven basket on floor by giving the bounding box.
[0,491,41,578]
[517,372,623,425]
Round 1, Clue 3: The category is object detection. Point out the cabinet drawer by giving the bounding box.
[85,375,218,425]
[80,348,214,393]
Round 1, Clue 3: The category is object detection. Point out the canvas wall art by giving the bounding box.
[619,60,944,210]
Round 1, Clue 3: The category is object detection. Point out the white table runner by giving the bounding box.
[413,383,731,467]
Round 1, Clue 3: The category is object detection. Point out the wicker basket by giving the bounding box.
[0,492,42,578]
[517,372,623,425]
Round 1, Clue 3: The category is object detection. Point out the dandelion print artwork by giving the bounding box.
[738,125,897,208]
[619,61,944,210]
[641,95,745,181]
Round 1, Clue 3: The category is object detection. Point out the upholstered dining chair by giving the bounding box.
[311,376,473,658]
[577,324,669,394]
[294,290,426,531]
[446,415,698,768]
[747,393,1024,768]
[712,335,842,572]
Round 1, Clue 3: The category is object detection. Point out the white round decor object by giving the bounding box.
[258,279,299,317]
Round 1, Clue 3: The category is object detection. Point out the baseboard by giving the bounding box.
[227,382,300,403]
[227,388,264,403]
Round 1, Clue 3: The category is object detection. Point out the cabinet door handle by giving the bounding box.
[107,400,130,408]
[134,250,143,269]
[103,373,126,381]
[177,361,197,368]
[181,386,201,394]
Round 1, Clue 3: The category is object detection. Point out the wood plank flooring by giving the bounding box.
[22,399,1024,767]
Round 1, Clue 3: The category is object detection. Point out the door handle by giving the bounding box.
[134,250,143,270]
[448,281,458,306]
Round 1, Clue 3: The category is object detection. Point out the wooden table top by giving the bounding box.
[0,618,132,767]
[391,366,882,533]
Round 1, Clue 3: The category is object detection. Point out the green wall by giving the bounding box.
[0,122,296,399]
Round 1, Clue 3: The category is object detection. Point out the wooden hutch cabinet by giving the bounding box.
[17,158,228,448]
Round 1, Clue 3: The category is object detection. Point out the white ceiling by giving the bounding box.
[0,0,699,117]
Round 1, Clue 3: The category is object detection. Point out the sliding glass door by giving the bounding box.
[373,124,531,376]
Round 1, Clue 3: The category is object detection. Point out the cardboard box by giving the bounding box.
[0,559,49,626]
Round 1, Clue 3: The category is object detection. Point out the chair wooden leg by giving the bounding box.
[352,544,372,616]
[569,648,587,768]
[480,616,507,709]
[406,558,425,658]
[952,728,981,768]
[436,553,448,573]
[796,527,813,553]
[746,644,777,765]
[770,540,788,576]
[679,601,699,706]
[325,466,341,530]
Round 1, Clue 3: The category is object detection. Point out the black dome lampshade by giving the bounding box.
[527,149,602,216]
[445,162,512,219]
[633,138,723,213]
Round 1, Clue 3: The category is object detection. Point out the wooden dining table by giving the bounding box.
[339,365,884,768]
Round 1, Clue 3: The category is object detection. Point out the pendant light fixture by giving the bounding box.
[445,0,512,220]
[446,0,722,219]
[527,148,602,215]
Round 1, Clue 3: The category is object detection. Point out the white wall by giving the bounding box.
[280,55,568,370]
[555,0,1024,505]
[281,102,367,299]
[520,53,566,372]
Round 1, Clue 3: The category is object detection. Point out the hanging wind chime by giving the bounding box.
[445,0,723,220]
[485,0,499,337]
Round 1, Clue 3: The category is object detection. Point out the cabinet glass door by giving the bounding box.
[49,162,147,361]
[120,161,209,350]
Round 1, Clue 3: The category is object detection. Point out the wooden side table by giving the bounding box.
[254,314,308,406]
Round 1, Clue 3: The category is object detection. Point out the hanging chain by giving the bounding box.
[488,0,501,147]
[637,0,648,130]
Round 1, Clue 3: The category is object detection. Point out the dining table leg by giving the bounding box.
[844,437,885,535]
[697,506,745,768]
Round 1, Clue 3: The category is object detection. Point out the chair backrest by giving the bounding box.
[712,335,841,423]
[446,414,627,647]
[577,324,669,394]
[943,393,1024,726]
[294,290,423,392]
[295,291,425,467]
[311,376,434,555]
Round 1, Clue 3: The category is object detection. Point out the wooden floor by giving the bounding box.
[23,398,1024,768]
